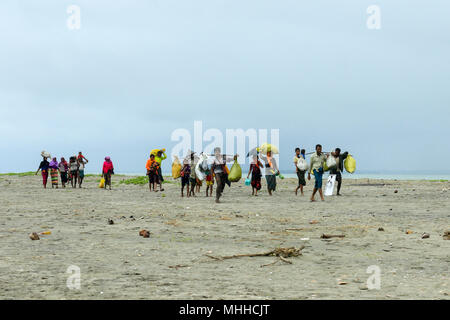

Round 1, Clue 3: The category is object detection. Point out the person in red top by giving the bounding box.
[102,156,114,190]
[77,151,88,162]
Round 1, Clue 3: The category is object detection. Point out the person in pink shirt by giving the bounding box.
[102,156,114,190]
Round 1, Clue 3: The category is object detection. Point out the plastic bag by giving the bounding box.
[98,178,105,188]
[195,160,205,181]
[296,157,309,171]
[344,155,356,173]
[228,160,242,182]
[326,156,337,170]
[172,156,182,179]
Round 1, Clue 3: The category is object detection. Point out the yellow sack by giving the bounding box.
[98,178,105,188]
[323,161,329,172]
[228,159,242,182]
[344,155,356,173]
[151,148,165,156]
[172,156,182,179]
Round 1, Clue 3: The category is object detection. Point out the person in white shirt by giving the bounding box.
[77,157,88,188]
[308,144,328,201]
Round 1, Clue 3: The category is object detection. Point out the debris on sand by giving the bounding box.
[108,219,114,225]
[321,234,345,239]
[139,229,150,238]
[405,230,413,234]
[168,264,189,269]
[29,232,40,240]
[378,227,385,231]
[443,231,450,240]
[421,233,430,239]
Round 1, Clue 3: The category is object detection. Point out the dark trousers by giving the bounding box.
[215,172,226,200]
[336,171,342,192]
[157,167,164,183]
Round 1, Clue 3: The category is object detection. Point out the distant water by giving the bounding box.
[114,172,450,181]
[279,173,450,181]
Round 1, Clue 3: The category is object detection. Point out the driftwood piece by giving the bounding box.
[204,246,305,261]
[260,256,293,267]
[321,234,345,239]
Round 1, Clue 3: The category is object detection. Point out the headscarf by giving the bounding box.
[105,156,111,161]
[49,157,58,169]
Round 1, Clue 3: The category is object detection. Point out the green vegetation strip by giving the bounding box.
[119,176,177,185]
[0,172,35,176]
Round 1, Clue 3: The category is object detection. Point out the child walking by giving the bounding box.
[146,154,160,192]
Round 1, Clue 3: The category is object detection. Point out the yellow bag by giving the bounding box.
[98,178,105,188]
[323,161,329,172]
[172,156,182,179]
[344,155,356,173]
[228,160,242,182]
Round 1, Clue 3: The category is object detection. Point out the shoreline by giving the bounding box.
[1,171,450,182]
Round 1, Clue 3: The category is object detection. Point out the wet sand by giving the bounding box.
[0,174,449,299]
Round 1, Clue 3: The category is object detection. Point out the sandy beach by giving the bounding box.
[0,174,448,300]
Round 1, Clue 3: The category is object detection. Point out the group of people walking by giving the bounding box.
[163,144,348,203]
[36,145,349,202]
[35,152,116,190]
[36,152,89,188]
[294,144,348,202]
[163,146,281,203]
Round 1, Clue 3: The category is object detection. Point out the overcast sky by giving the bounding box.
[1,0,449,174]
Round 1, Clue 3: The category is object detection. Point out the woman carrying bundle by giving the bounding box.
[35,157,50,188]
